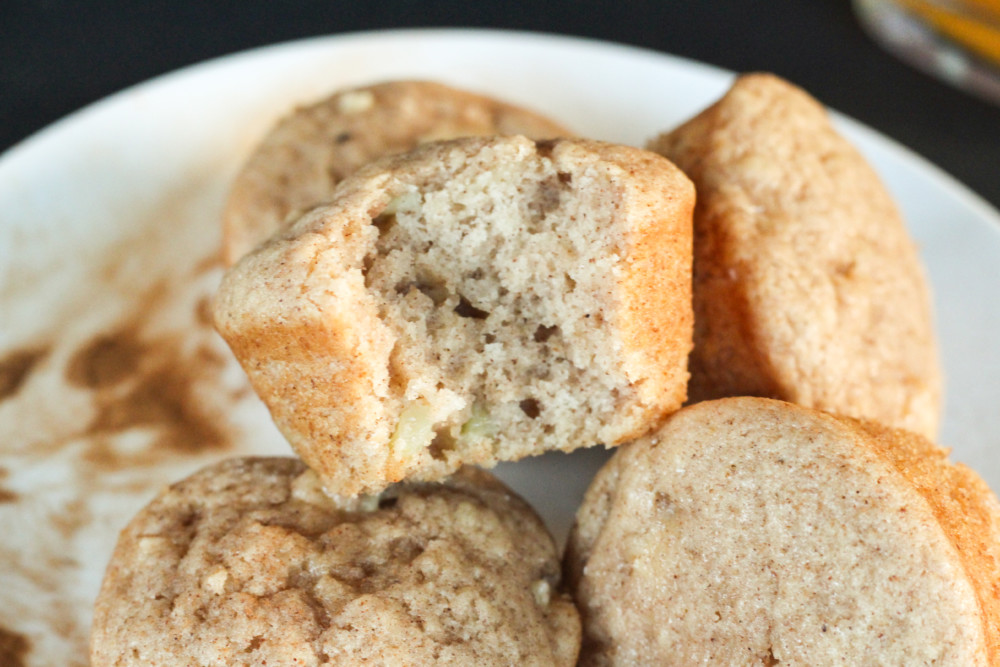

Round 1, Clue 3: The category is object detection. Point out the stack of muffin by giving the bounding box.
[90,77,1000,665]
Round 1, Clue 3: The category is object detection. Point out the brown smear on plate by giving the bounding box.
[65,334,145,390]
[0,347,50,402]
[0,121,264,667]
[196,294,216,327]
[0,467,17,504]
[62,285,234,471]
[0,626,31,667]
[49,497,91,542]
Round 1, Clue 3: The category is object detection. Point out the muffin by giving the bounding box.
[566,397,1000,665]
[213,135,695,496]
[91,457,581,666]
[648,73,941,439]
[222,80,572,264]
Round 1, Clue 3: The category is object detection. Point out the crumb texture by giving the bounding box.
[648,72,941,439]
[222,80,573,265]
[213,136,694,496]
[91,458,580,666]
[566,397,999,666]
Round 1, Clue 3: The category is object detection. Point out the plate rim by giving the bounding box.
[2,26,999,232]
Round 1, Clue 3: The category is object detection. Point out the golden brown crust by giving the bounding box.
[538,139,695,438]
[213,198,397,490]
[566,397,998,665]
[222,80,573,265]
[91,458,581,666]
[851,419,1000,662]
[580,141,695,414]
[648,72,942,439]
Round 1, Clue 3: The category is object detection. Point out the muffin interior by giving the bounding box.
[361,143,634,469]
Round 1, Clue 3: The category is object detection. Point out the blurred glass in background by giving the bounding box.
[854,0,1000,104]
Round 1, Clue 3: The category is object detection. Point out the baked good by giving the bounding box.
[647,73,942,439]
[565,397,1000,665]
[213,135,695,496]
[90,457,581,666]
[222,80,573,265]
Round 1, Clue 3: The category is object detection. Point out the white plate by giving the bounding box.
[2,29,999,665]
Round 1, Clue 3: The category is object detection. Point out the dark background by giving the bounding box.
[2,1,998,209]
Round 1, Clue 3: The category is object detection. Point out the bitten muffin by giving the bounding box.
[648,73,942,439]
[566,397,1000,666]
[91,458,581,666]
[213,136,695,496]
[222,80,572,265]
